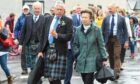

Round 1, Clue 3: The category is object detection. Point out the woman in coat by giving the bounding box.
[73,9,108,84]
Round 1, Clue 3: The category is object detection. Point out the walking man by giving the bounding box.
[102,4,129,79]
[38,1,73,84]
[18,1,45,74]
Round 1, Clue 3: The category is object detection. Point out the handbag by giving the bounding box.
[0,28,14,48]
[95,65,115,83]
[47,45,57,62]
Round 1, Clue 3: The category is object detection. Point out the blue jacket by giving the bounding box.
[71,14,81,28]
[14,13,31,39]
[102,14,129,44]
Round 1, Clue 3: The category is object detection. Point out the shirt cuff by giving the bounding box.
[55,33,58,39]
[19,45,22,48]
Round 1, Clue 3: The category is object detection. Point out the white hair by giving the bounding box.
[54,0,65,9]
[32,1,42,8]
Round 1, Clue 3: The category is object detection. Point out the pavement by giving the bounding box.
[0,49,140,84]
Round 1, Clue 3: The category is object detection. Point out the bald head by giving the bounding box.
[32,1,42,16]
[108,3,117,14]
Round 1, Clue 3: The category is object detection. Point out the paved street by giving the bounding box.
[0,50,140,84]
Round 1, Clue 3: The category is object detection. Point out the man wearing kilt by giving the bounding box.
[18,2,45,74]
[38,1,73,84]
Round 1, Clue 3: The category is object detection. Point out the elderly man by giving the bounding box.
[38,1,73,84]
[102,4,129,80]
[13,5,31,74]
[19,2,45,74]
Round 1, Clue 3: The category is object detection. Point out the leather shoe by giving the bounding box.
[21,70,28,75]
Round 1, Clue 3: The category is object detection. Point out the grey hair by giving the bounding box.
[54,0,65,9]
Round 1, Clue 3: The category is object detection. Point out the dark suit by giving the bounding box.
[38,15,73,80]
[71,14,81,28]
[102,14,128,78]
[19,15,45,45]
[19,15,45,71]
[39,16,73,54]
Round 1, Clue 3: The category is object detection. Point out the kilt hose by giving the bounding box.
[24,45,37,69]
[44,51,67,80]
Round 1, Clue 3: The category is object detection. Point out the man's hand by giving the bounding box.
[14,39,19,45]
[50,29,58,38]
[38,52,43,58]
[124,41,129,49]
[102,61,107,66]
[18,45,22,54]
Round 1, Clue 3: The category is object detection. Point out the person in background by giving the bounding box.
[0,16,3,28]
[4,13,16,57]
[4,13,15,34]
[136,19,140,56]
[129,16,137,59]
[50,7,55,16]
[38,1,73,84]
[118,8,132,70]
[18,2,45,75]
[64,5,81,84]
[73,9,108,84]
[13,5,31,74]
[44,12,51,17]
[0,15,13,84]
[95,9,104,28]
[71,5,81,28]
[102,4,129,80]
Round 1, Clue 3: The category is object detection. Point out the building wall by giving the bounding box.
[0,0,22,22]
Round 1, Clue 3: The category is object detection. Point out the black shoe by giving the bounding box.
[37,79,42,84]
[21,70,28,75]
[115,75,120,80]
[120,68,124,71]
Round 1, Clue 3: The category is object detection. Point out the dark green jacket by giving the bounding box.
[73,23,108,73]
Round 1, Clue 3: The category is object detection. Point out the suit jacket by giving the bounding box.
[72,14,81,28]
[38,16,73,54]
[19,15,45,45]
[102,14,128,44]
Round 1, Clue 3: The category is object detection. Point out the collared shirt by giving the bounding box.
[33,15,39,22]
[109,13,118,35]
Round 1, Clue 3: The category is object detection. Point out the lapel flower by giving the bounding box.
[60,19,66,26]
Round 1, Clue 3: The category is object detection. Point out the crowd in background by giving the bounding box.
[0,0,140,84]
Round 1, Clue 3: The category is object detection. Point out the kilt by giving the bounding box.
[24,45,37,69]
[44,51,67,80]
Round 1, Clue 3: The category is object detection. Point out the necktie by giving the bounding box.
[48,17,59,44]
[34,16,37,22]
[110,15,114,36]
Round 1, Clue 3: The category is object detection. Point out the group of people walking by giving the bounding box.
[0,0,140,84]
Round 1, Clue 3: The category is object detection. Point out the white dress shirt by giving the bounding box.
[109,13,118,36]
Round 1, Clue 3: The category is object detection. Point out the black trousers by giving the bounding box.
[81,73,94,84]
[21,47,27,71]
[49,79,61,84]
[120,44,126,63]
